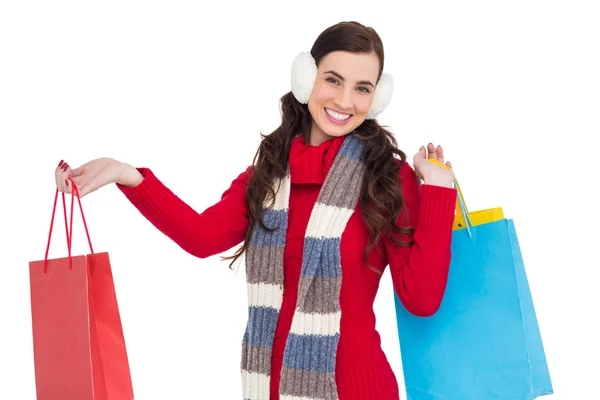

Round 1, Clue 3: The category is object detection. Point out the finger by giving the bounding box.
[57,174,67,193]
[58,162,69,179]
[71,165,84,177]
[72,176,89,197]
[427,143,436,159]
[72,175,85,186]
[71,179,85,198]
[65,162,73,175]
[55,162,69,193]
[437,145,444,164]
[64,163,75,193]
[63,162,77,178]
[413,146,424,159]
[55,160,64,188]
[62,175,72,194]
[60,170,72,194]
[446,160,453,169]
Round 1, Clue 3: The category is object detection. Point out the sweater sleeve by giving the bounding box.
[115,165,252,259]
[383,161,457,317]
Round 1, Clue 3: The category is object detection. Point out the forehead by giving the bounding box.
[318,51,380,82]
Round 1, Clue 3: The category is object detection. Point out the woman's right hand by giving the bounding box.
[55,157,143,197]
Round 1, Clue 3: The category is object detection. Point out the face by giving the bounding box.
[307,50,380,146]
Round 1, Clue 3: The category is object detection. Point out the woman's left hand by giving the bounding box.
[413,143,455,188]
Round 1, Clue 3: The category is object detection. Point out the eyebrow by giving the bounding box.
[324,70,375,88]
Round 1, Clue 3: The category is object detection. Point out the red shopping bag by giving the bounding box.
[29,180,134,400]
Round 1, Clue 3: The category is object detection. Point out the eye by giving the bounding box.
[357,87,371,94]
[326,77,340,85]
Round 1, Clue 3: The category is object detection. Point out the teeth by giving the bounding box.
[325,108,351,121]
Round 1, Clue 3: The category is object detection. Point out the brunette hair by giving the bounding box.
[222,21,414,273]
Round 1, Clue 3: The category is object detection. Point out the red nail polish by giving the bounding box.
[59,160,64,167]
[65,179,69,186]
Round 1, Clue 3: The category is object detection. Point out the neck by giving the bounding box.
[309,121,334,146]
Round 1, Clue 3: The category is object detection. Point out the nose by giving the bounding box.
[334,87,354,111]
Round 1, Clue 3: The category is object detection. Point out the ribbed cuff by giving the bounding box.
[417,184,457,236]
[116,168,176,221]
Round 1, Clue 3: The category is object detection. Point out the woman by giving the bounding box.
[55,21,457,400]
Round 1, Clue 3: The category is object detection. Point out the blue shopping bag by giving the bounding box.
[394,161,553,400]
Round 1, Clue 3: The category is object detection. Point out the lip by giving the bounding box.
[324,107,352,125]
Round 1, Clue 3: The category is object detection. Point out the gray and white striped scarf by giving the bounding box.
[241,132,366,400]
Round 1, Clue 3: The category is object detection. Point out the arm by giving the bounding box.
[115,165,252,259]
[384,161,457,317]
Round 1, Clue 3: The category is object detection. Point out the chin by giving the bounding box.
[319,123,353,139]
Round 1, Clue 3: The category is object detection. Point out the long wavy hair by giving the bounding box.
[222,21,415,273]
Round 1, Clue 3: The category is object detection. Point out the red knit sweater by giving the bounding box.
[117,135,457,400]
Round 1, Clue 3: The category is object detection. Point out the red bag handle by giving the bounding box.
[43,178,94,273]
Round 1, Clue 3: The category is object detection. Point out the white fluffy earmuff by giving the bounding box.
[290,51,394,120]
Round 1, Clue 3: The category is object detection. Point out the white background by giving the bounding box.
[1,1,598,399]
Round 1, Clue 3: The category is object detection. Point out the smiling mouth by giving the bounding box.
[324,107,352,122]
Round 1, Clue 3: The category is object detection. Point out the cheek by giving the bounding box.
[355,95,373,114]
[311,81,336,105]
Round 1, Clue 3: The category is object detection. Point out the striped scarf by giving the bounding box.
[241,132,366,400]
